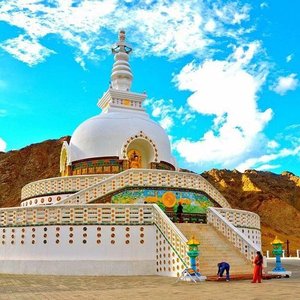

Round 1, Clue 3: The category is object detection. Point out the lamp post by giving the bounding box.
[271,236,286,272]
[187,236,200,273]
[268,236,292,277]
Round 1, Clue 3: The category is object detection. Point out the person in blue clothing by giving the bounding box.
[217,262,230,281]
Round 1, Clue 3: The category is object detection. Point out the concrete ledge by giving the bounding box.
[268,271,292,277]
[0,260,156,276]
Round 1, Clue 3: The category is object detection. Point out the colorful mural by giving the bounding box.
[111,189,216,213]
[72,157,124,175]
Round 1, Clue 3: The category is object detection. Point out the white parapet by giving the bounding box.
[0,204,189,277]
[54,169,231,209]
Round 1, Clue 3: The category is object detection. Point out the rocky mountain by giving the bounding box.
[0,137,69,208]
[0,137,299,253]
[202,169,300,254]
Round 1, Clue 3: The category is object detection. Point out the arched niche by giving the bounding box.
[60,142,70,176]
[125,138,155,169]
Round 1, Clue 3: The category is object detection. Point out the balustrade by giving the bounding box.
[21,174,110,200]
[55,169,231,209]
[207,207,261,261]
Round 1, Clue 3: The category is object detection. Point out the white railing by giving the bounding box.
[0,204,153,227]
[212,207,260,230]
[55,169,231,208]
[152,204,189,267]
[207,207,261,261]
[21,174,111,200]
[266,250,300,259]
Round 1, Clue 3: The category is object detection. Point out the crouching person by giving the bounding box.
[217,262,230,281]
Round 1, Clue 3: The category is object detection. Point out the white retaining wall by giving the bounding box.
[0,204,188,276]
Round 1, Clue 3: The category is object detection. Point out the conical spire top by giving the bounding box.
[110,30,133,91]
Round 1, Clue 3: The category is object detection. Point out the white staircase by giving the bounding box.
[176,223,252,276]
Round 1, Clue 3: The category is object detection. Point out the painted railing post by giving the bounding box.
[271,237,286,272]
[187,236,200,273]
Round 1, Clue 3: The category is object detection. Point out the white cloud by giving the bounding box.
[75,56,87,70]
[256,164,280,171]
[271,73,299,95]
[0,109,8,117]
[260,2,269,9]
[267,140,279,149]
[204,19,216,32]
[144,98,195,132]
[160,116,174,131]
[1,35,55,66]
[286,54,293,62]
[286,124,300,130]
[0,0,117,65]
[0,0,253,66]
[174,41,272,168]
[236,146,300,171]
[213,2,250,25]
[152,106,161,117]
[0,137,6,152]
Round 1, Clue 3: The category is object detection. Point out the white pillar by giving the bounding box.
[266,250,270,258]
[282,250,285,258]
[297,249,300,258]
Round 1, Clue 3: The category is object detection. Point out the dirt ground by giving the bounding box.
[0,260,299,300]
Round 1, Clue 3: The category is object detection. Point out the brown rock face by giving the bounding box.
[202,169,300,254]
[0,139,299,254]
[0,137,70,208]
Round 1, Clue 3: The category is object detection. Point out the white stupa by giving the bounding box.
[61,30,176,177]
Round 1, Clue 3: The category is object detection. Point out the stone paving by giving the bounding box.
[0,260,299,300]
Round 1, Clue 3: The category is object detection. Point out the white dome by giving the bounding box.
[67,31,177,170]
[69,111,176,167]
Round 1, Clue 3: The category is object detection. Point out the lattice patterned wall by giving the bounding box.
[55,169,231,208]
[21,174,110,200]
[21,194,72,207]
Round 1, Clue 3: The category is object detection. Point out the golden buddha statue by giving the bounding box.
[128,150,141,169]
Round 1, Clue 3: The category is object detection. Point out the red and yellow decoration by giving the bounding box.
[162,191,176,208]
[122,99,131,106]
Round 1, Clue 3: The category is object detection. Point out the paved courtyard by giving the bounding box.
[0,260,299,300]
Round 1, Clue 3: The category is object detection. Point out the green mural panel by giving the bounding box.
[111,189,215,213]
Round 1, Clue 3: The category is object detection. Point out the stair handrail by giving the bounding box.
[152,204,189,267]
[211,207,260,230]
[21,173,111,200]
[54,168,133,205]
[152,204,187,242]
[207,207,260,261]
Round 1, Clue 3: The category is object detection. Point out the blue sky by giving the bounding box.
[0,0,299,175]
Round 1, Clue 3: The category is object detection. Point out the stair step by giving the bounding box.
[175,223,252,275]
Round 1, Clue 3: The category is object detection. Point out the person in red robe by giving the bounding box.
[252,251,263,283]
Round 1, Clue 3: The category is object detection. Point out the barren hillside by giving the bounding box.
[202,169,300,253]
[0,137,69,207]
